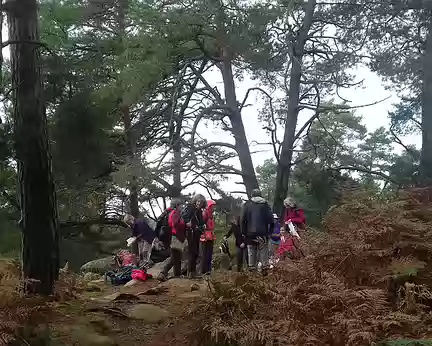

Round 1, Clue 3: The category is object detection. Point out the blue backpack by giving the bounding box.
[105,265,138,286]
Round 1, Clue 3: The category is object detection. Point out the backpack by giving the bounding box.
[114,250,137,267]
[155,209,173,246]
[105,265,138,286]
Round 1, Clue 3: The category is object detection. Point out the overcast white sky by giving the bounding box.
[2,26,422,210]
[187,64,420,198]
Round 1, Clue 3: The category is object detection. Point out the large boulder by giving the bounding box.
[97,240,124,254]
[80,256,116,274]
[127,304,169,323]
[159,278,207,294]
[68,326,116,346]
[83,272,102,281]
[146,258,170,278]
[147,249,188,277]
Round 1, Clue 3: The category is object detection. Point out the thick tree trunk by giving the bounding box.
[220,58,259,196]
[172,118,182,197]
[419,14,432,183]
[7,0,59,294]
[273,0,316,216]
[117,0,139,217]
[121,104,140,217]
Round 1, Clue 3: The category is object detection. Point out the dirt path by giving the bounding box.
[49,278,208,345]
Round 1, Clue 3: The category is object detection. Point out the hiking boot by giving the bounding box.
[156,272,167,282]
[187,272,199,280]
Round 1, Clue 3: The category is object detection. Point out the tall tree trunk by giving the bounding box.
[172,118,182,198]
[220,58,259,196]
[117,0,139,217]
[121,104,140,217]
[273,0,316,216]
[419,15,432,183]
[7,0,59,294]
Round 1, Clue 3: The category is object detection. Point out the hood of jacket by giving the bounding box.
[251,196,267,204]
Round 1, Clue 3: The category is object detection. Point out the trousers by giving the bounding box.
[247,237,269,270]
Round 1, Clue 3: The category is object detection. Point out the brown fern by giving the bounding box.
[188,188,432,346]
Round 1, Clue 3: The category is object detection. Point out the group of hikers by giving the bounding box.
[122,188,306,281]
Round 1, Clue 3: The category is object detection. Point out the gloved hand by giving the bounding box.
[240,243,245,248]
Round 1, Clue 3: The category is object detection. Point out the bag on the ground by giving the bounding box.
[131,269,152,281]
[114,250,137,267]
[105,265,138,285]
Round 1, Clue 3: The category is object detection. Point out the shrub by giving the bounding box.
[189,188,432,346]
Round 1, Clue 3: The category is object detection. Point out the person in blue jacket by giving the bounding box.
[269,213,281,258]
[124,214,155,267]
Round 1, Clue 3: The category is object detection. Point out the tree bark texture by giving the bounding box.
[419,14,432,183]
[7,0,59,294]
[121,103,140,217]
[117,0,139,217]
[172,117,182,197]
[221,58,259,197]
[273,0,316,216]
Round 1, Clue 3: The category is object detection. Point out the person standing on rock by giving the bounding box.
[240,189,274,275]
[282,197,306,235]
[124,214,155,268]
[155,199,182,250]
[224,215,248,272]
[281,197,306,259]
[181,194,207,278]
[200,200,217,275]
[157,199,186,281]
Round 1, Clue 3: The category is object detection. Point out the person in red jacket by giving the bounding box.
[282,197,306,229]
[281,197,306,259]
[200,200,216,275]
[157,200,186,281]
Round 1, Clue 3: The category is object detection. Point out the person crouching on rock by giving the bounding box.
[124,214,155,268]
[157,199,185,281]
[181,194,207,279]
[224,215,248,272]
[200,200,217,275]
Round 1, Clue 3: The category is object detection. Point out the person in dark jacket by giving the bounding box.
[154,199,182,250]
[181,194,207,278]
[124,214,155,267]
[240,189,274,274]
[224,215,248,272]
[157,200,185,281]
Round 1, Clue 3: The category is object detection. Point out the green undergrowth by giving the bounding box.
[377,340,432,346]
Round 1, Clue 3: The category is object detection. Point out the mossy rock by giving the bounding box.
[80,257,116,274]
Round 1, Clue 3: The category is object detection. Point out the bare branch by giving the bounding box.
[330,166,398,185]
